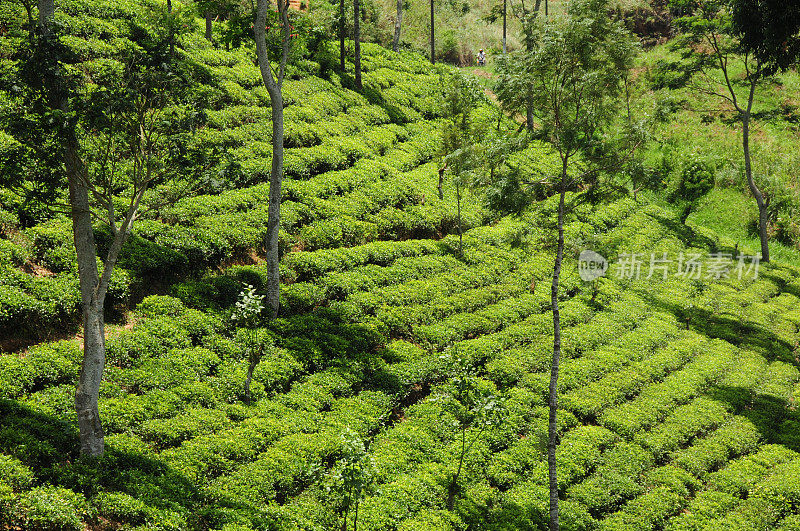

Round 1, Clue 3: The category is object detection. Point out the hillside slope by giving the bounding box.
[2,2,800,530]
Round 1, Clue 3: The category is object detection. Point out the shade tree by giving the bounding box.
[493,0,638,527]
[670,0,800,262]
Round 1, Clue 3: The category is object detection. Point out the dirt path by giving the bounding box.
[464,67,528,126]
[468,68,499,102]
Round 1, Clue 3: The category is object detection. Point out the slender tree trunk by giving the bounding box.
[23,0,36,44]
[430,0,435,64]
[244,346,257,405]
[354,0,362,90]
[167,0,174,58]
[341,491,350,531]
[548,156,568,531]
[254,0,288,319]
[502,0,507,54]
[205,11,212,42]
[447,429,466,511]
[742,111,769,262]
[38,0,55,23]
[392,0,403,52]
[69,138,106,457]
[438,166,444,200]
[526,103,534,132]
[265,89,284,317]
[456,181,463,255]
[340,0,346,70]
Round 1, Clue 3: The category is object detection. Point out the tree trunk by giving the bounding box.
[39,0,107,457]
[69,136,107,457]
[167,0,174,58]
[205,11,212,42]
[265,89,284,317]
[392,0,403,52]
[22,0,36,44]
[438,166,444,200]
[526,102,534,132]
[75,303,106,456]
[502,0,507,54]
[254,0,287,319]
[548,156,568,531]
[244,349,256,405]
[447,430,466,511]
[340,0,346,71]
[430,0,435,64]
[456,181,463,255]
[38,0,55,25]
[742,112,770,262]
[354,0,362,90]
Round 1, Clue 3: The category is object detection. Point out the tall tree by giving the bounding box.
[35,0,187,456]
[393,0,403,52]
[433,354,504,511]
[354,0,362,89]
[672,0,800,263]
[441,73,486,255]
[254,0,292,317]
[495,0,637,526]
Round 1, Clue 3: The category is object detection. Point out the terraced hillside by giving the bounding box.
[3,1,800,530]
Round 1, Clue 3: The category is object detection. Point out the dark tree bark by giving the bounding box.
[503,0,507,54]
[167,0,174,58]
[456,180,463,255]
[430,0,435,64]
[205,11,212,42]
[526,103,534,132]
[354,0,362,90]
[393,0,403,52]
[548,155,568,531]
[340,0,346,70]
[21,0,36,44]
[254,0,291,318]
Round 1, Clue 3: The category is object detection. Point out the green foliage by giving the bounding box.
[10,486,88,531]
[325,428,378,530]
[4,0,800,529]
[675,156,715,202]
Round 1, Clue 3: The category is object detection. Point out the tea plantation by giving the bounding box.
[3,0,800,530]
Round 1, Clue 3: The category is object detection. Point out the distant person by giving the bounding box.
[477,49,486,66]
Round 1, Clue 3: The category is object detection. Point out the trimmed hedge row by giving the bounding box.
[558,310,679,392]
[599,339,737,437]
[567,441,654,517]
[598,465,699,531]
[561,333,703,418]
